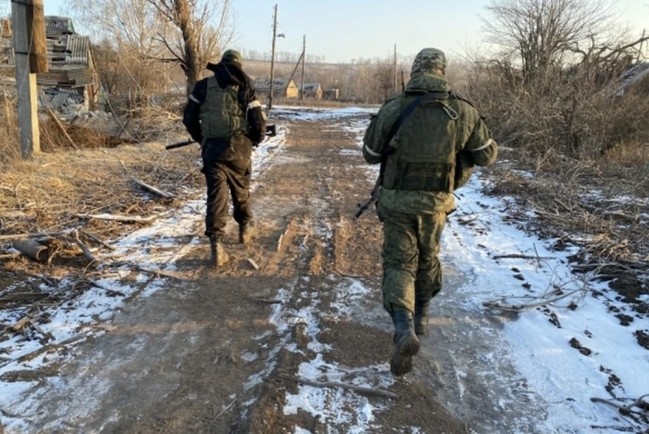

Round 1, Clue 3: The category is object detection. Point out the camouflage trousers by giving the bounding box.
[377,203,447,315]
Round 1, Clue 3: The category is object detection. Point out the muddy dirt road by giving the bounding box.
[3,110,478,433]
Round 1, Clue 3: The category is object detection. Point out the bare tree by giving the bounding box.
[483,0,613,82]
[67,0,233,97]
[145,0,234,94]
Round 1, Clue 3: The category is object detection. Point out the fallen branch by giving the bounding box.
[248,297,282,305]
[135,265,191,281]
[131,177,175,199]
[0,292,49,305]
[120,161,175,199]
[483,287,585,312]
[279,374,399,399]
[591,394,649,425]
[73,213,157,224]
[79,230,116,251]
[0,231,65,241]
[16,333,88,363]
[493,253,555,260]
[216,397,237,419]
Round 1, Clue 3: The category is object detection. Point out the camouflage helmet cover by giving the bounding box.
[221,49,243,66]
[411,48,446,75]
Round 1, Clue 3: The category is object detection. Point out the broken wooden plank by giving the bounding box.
[46,107,79,150]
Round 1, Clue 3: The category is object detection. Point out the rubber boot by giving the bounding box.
[390,309,420,376]
[238,223,255,245]
[209,236,229,268]
[414,299,430,336]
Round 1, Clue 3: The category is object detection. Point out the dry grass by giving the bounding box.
[0,137,203,242]
[0,93,21,167]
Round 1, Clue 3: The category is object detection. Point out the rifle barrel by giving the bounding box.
[165,140,195,150]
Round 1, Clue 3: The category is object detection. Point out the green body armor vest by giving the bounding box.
[383,96,458,193]
[199,77,248,141]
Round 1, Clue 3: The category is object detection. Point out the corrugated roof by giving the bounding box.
[66,35,90,64]
[45,16,75,37]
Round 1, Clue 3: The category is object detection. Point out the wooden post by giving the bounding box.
[28,0,48,74]
[12,0,47,158]
[299,35,305,102]
[268,3,278,110]
[393,43,398,94]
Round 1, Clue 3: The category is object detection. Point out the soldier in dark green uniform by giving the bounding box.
[362,47,497,376]
[183,49,266,268]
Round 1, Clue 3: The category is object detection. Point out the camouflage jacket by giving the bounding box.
[362,72,497,214]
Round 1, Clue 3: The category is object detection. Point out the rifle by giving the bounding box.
[165,125,278,150]
[353,170,382,219]
[165,139,197,150]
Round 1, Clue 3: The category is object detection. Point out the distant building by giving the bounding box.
[302,83,322,100]
[254,78,299,99]
[324,88,339,100]
[0,16,100,110]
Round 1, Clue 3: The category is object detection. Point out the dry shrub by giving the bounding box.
[0,93,21,169]
[465,61,649,170]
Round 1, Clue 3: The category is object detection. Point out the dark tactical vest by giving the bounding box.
[199,77,248,142]
[383,94,459,193]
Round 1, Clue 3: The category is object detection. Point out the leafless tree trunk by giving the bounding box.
[483,0,613,83]
[66,0,233,98]
[146,0,233,95]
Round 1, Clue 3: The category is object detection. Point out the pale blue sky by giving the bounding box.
[44,0,649,63]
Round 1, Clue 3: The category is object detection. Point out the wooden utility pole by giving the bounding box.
[268,3,278,110]
[299,35,305,102]
[393,43,398,94]
[12,0,48,159]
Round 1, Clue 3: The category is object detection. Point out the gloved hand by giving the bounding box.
[454,151,475,190]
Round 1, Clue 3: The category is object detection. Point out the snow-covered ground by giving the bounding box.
[269,106,649,433]
[0,106,647,433]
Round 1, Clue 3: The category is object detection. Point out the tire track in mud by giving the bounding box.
[240,121,346,432]
[237,116,467,433]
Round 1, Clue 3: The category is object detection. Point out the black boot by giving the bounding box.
[390,309,420,376]
[414,299,430,336]
[209,236,229,268]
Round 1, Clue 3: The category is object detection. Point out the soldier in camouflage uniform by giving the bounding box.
[362,48,497,376]
[183,49,266,268]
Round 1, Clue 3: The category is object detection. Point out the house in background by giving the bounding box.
[615,63,649,96]
[324,88,339,100]
[254,78,299,99]
[0,15,100,110]
[302,83,322,100]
